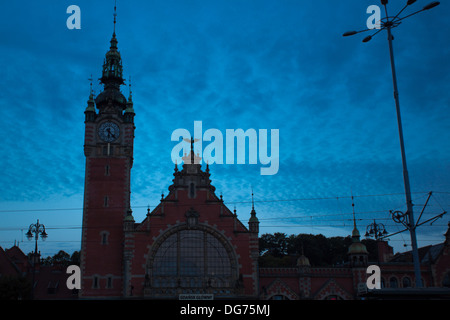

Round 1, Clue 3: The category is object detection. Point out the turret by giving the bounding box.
[248,190,259,234]
[347,195,368,267]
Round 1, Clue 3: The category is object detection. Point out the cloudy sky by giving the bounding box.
[0,0,449,257]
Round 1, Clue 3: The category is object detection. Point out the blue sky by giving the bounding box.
[0,0,449,257]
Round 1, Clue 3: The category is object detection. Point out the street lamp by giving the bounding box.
[365,220,388,265]
[26,219,48,254]
[365,220,388,241]
[26,219,48,299]
[343,0,440,288]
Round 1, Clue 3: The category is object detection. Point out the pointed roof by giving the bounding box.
[348,194,368,255]
[95,2,127,111]
[0,246,22,276]
[249,188,259,223]
[297,244,310,267]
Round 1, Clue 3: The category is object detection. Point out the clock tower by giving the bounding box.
[80,13,135,297]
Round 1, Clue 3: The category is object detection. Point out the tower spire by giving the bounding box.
[251,187,255,211]
[248,187,259,233]
[113,0,117,35]
[351,190,356,230]
[347,191,369,265]
[128,76,132,100]
[95,0,126,112]
[88,74,93,96]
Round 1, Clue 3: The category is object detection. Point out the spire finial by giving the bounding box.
[351,190,356,229]
[128,75,133,100]
[251,186,255,211]
[88,74,93,96]
[113,0,117,35]
[129,76,132,94]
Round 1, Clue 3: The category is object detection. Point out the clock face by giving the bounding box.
[98,122,120,142]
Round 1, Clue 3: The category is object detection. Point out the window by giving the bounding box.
[442,272,450,287]
[104,196,109,207]
[189,183,196,198]
[107,276,113,288]
[389,276,398,288]
[93,276,99,289]
[150,228,235,289]
[100,231,109,245]
[47,281,58,294]
[105,165,110,176]
[402,277,411,288]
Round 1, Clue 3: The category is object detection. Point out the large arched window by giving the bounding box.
[147,226,238,294]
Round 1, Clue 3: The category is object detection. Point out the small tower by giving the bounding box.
[248,189,259,234]
[124,77,135,123]
[297,244,311,268]
[347,194,368,267]
[84,75,96,122]
[248,189,260,295]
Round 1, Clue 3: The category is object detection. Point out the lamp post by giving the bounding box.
[365,220,388,241]
[343,0,440,288]
[26,219,48,299]
[365,220,388,265]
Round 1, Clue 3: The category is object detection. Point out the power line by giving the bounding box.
[0,190,447,213]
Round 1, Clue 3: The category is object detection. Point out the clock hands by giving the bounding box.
[106,127,116,139]
[98,122,119,142]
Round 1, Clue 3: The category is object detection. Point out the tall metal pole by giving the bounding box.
[385,24,422,288]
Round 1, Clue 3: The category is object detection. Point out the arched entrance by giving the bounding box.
[144,224,240,298]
